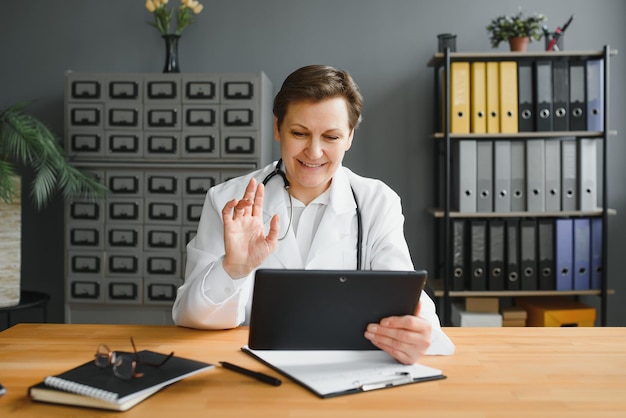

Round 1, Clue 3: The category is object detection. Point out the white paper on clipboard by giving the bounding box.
[242,346,445,398]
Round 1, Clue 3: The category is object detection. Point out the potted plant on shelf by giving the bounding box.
[486,10,547,51]
[0,102,108,307]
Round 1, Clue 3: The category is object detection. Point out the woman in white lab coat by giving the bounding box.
[173,65,454,363]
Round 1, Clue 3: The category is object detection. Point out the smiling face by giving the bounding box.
[274,97,354,205]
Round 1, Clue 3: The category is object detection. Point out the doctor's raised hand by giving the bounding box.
[221,177,280,279]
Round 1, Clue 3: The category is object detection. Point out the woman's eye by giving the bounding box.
[291,131,306,138]
[325,135,339,141]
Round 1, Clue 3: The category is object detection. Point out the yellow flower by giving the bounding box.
[182,0,199,8]
[145,0,156,12]
[145,0,203,36]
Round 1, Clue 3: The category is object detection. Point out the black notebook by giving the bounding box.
[28,350,213,411]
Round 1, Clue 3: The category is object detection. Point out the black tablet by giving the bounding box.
[248,269,427,350]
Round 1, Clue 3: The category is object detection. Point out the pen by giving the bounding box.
[219,361,282,386]
[560,14,575,34]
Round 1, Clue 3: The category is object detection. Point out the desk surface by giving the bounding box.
[1,324,625,417]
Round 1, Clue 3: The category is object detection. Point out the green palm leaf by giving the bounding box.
[0,103,109,209]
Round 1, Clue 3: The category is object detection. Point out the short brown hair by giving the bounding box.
[273,65,363,130]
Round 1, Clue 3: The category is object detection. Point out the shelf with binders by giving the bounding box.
[428,208,617,218]
[427,49,618,67]
[431,216,614,296]
[430,48,618,136]
[429,46,616,326]
[428,280,616,298]
[432,130,616,139]
[430,135,618,218]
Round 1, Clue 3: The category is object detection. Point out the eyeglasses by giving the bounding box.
[95,337,174,380]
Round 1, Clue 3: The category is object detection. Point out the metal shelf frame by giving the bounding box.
[431,46,616,326]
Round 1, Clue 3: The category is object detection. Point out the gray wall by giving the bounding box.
[2,0,625,326]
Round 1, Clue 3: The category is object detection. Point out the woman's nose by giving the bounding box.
[305,138,323,158]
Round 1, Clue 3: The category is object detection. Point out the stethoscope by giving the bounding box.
[262,159,363,270]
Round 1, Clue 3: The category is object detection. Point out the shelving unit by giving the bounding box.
[430,46,617,326]
[63,71,273,325]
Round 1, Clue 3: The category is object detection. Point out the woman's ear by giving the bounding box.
[345,129,354,151]
[273,117,281,143]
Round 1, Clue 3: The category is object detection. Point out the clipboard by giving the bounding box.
[242,346,446,398]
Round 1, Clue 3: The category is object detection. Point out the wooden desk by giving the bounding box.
[1,324,625,417]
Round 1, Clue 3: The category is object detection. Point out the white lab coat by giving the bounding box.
[173,162,455,355]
